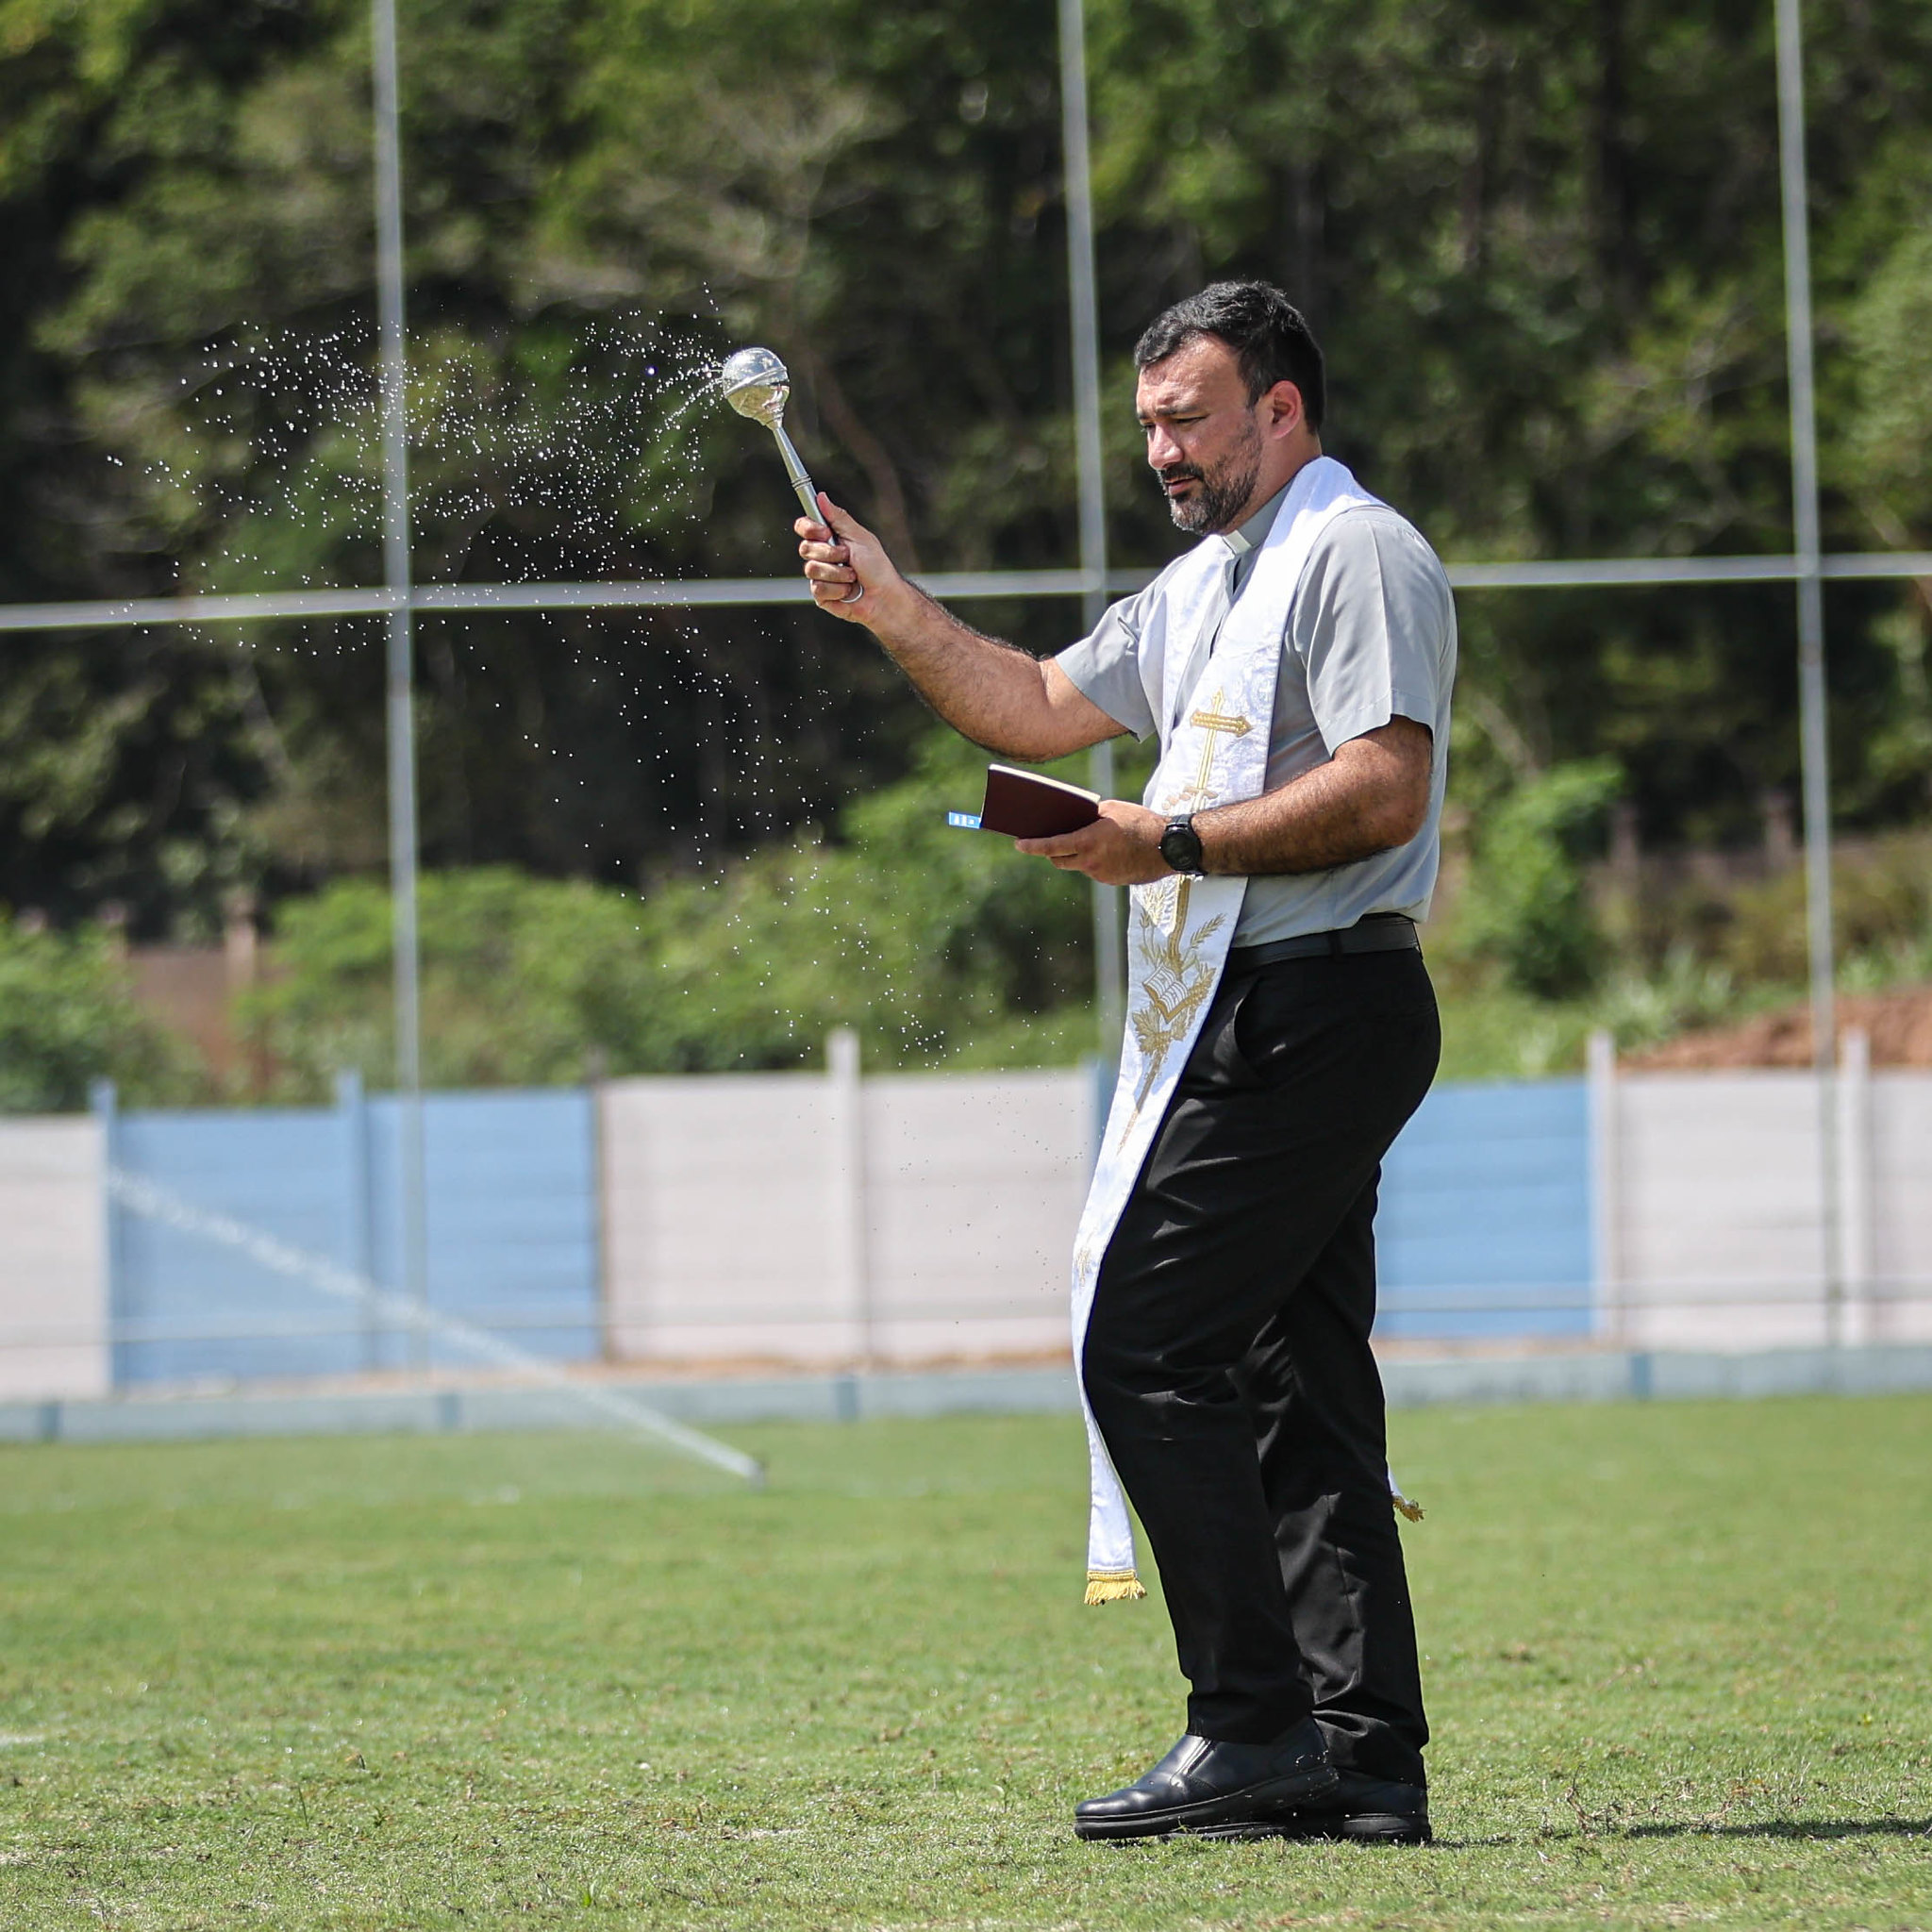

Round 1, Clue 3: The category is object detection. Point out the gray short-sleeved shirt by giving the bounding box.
[1054,483,1457,944]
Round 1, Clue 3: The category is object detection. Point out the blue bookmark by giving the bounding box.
[946,811,982,830]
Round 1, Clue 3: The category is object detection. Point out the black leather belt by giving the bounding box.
[1224,915,1420,974]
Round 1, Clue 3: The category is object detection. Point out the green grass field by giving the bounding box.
[2,1395,1928,1930]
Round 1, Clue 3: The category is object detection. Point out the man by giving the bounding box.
[795,281,1454,1845]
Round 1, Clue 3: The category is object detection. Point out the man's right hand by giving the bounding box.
[796,494,903,627]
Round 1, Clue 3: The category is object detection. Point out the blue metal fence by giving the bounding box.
[95,1069,1595,1389]
[1376,1077,1594,1339]
[103,1078,600,1386]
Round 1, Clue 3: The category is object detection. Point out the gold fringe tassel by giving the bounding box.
[1391,1491,1425,1523]
[1084,1569,1148,1606]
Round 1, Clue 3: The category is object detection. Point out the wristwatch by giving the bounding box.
[1159,813,1206,876]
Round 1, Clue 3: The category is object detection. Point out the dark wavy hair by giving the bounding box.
[1133,281,1325,432]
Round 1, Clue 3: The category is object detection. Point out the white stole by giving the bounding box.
[1071,456,1384,1603]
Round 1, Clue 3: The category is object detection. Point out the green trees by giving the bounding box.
[242,731,1093,1093]
[0,921,184,1112]
[1457,760,1624,1000]
[0,0,1928,1082]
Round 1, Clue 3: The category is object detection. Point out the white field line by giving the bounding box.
[106,1167,764,1486]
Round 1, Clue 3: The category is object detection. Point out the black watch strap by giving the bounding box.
[1159,813,1206,875]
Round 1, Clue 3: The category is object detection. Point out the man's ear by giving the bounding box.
[1261,380,1306,437]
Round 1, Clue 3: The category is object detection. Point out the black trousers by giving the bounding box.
[1082,947,1440,1782]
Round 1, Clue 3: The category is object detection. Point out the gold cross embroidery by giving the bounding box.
[1176,688,1253,810]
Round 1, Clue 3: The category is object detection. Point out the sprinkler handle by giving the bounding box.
[769,423,825,530]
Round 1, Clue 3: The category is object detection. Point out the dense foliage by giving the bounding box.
[1,0,1928,1091]
[6,0,1932,912]
[240,732,1096,1092]
[0,921,186,1110]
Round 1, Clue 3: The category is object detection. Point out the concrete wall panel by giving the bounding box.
[601,1076,848,1362]
[1869,1074,1932,1343]
[1611,1072,1831,1349]
[601,1069,1087,1365]
[0,1117,107,1399]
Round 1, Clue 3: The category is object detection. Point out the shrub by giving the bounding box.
[243,729,1097,1092]
[0,920,189,1112]
[1459,759,1624,999]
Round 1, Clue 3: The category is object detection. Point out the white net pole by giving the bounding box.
[1774,0,1841,1342]
[1056,0,1124,1057]
[371,0,429,1367]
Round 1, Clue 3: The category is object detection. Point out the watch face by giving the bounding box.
[1160,822,1203,873]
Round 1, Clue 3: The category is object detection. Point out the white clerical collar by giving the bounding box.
[1218,481,1291,562]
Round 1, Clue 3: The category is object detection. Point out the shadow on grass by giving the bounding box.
[1619,1816,1932,1842]
[1438,1817,1931,1849]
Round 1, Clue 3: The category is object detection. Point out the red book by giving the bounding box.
[966,764,1102,839]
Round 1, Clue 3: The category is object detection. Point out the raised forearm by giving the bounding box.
[797,495,1119,760]
[867,585,1081,760]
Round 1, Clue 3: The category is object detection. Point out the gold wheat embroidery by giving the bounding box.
[1118,878,1227,1137]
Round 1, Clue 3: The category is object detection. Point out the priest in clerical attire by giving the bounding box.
[796,281,1456,1847]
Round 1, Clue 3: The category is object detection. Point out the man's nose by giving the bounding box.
[1145,425,1181,468]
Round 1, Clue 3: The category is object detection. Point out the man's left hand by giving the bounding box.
[1013,800,1172,886]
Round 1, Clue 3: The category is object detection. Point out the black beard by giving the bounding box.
[1162,425,1263,534]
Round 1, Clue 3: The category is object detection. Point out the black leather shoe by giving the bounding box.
[1199,1771,1431,1844]
[1073,1719,1338,1840]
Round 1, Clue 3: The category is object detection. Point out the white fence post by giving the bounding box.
[336,1069,378,1370]
[1587,1029,1623,1346]
[826,1029,873,1368]
[90,1078,123,1388]
[1836,1026,1873,1345]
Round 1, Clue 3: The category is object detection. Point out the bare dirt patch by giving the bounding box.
[1625,983,1932,1069]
